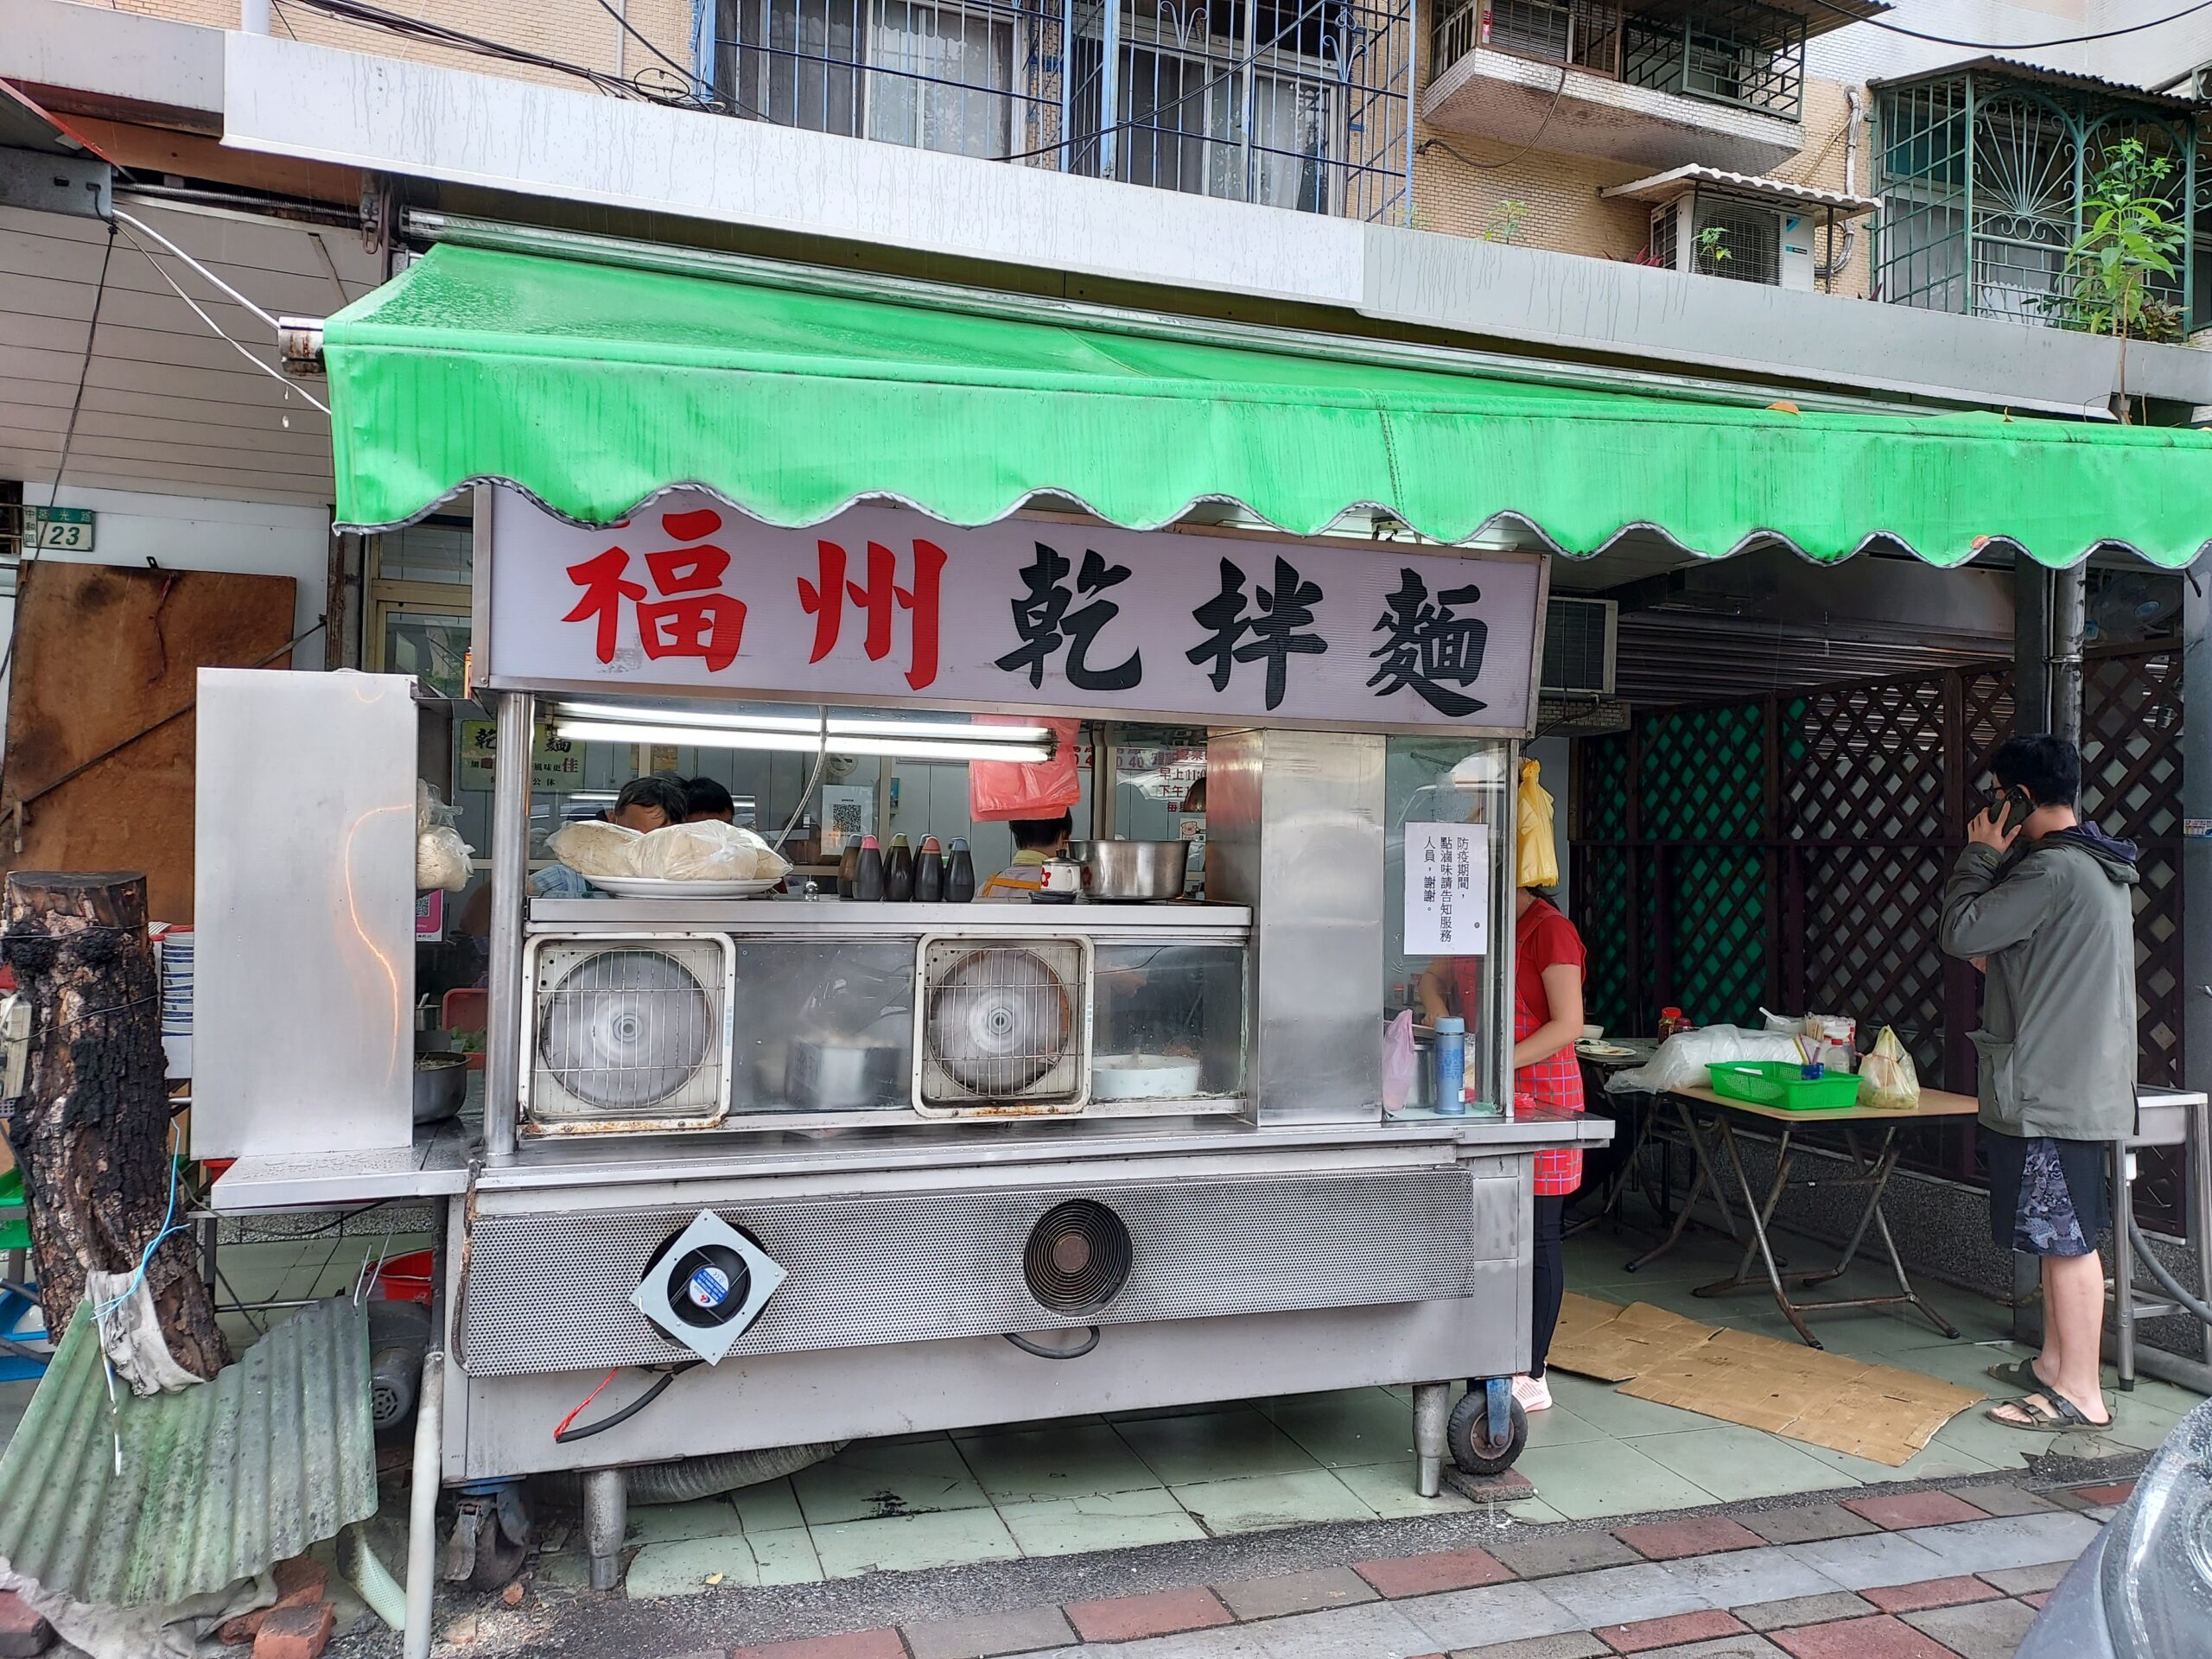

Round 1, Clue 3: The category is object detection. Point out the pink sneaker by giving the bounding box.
[1510,1373,1552,1413]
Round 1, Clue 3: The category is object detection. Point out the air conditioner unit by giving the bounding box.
[913,933,1093,1117]
[521,932,736,1132]
[1649,195,1813,291]
[1541,597,1617,698]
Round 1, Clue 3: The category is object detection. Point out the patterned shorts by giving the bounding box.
[1986,1132,2110,1259]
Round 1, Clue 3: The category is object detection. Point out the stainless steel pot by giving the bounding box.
[787,1038,904,1110]
[413,1052,469,1123]
[1072,839,1190,902]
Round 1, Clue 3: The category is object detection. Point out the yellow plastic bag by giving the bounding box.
[1516,760,1560,890]
[1858,1027,1921,1112]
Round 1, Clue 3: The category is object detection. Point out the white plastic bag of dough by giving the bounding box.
[416,825,474,892]
[548,819,643,879]
[1605,1024,1808,1096]
[631,819,792,882]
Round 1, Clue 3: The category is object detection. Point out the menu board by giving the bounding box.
[1404,823,1490,957]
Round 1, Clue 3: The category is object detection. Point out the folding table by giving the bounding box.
[1635,1082,1980,1348]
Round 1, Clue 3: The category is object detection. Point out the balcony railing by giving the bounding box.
[1873,68,2202,334]
[1428,0,1808,124]
[715,0,1414,222]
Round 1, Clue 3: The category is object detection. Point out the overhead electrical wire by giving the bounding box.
[114,225,334,415]
[2,220,117,690]
[1800,0,2212,51]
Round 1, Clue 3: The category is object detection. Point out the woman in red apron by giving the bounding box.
[1419,887,1588,1412]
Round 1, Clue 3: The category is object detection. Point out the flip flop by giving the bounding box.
[1986,1390,2113,1433]
[1986,1358,2046,1391]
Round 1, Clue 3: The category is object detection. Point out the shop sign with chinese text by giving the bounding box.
[1404,823,1490,957]
[485,493,1543,733]
[458,717,588,791]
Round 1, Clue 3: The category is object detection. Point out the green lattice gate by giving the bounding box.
[1570,650,2188,1229]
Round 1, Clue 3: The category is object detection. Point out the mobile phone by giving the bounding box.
[1984,785,2032,836]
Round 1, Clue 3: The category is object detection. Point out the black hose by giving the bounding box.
[554,1363,701,1444]
[1004,1327,1101,1360]
[2126,1207,2212,1328]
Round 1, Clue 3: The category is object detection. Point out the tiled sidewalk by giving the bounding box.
[714,1478,2132,1659]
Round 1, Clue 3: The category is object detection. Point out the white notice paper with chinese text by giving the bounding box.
[1404,823,1491,957]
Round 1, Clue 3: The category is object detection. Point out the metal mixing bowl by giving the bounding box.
[413,1052,470,1123]
[1071,839,1191,902]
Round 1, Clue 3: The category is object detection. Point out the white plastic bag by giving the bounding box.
[549,819,642,878]
[1382,1010,1416,1114]
[631,820,793,883]
[1606,1024,1808,1096]
[416,825,473,892]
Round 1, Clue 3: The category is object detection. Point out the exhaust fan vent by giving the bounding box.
[1023,1200,1133,1314]
[914,935,1092,1116]
[631,1211,786,1363]
[523,933,734,1131]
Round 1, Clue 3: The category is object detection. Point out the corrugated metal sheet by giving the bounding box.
[0,1297,376,1606]
[1615,611,2006,706]
[1870,54,2206,110]
[1602,165,1879,215]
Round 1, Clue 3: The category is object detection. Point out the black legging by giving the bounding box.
[1530,1193,1567,1379]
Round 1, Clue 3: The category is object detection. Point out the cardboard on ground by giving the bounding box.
[1549,1297,1984,1467]
[1548,1294,1719,1384]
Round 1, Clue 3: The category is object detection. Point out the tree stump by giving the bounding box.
[1,872,227,1378]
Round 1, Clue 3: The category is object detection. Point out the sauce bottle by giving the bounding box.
[944,838,976,904]
[885,833,915,902]
[852,835,887,902]
[837,841,862,897]
[914,836,945,902]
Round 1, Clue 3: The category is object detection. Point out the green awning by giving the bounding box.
[325,243,2212,568]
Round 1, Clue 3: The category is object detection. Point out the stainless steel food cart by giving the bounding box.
[196,485,1610,1587]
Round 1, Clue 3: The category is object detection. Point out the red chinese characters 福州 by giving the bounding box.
[798,537,947,690]
[563,507,747,671]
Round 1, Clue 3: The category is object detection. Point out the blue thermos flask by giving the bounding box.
[1433,1017,1466,1115]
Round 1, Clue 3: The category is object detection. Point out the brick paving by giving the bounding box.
[673,1474,2123,1657]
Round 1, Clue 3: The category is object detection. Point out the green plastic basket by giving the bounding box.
[1706,1061,1861,1112]
[0,1170,28,1255]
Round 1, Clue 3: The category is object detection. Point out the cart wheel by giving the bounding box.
[1447,1386,1528,1477]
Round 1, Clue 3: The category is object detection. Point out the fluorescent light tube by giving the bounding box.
[827,735,1051,762]
[556,702,822,734]
[826,717,1052,745]
[554,719,823,753]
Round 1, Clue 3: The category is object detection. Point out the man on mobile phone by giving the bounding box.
[1941,734,2137,1434]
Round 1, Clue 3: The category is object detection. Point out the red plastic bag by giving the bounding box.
[969,717,1083,822]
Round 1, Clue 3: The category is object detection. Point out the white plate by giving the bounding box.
[588,874,782,899]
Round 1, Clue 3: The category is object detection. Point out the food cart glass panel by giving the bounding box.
[728,937,917,1114]
[1090,940,1247,1103]
[1385,737,1515,1115]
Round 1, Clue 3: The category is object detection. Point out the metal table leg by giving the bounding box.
[1694,1118,1821,1347]
[2112,1138,2136,1390]
[1569,1093,1662,1240]
[1625,1100,1738,1272]
[1690,1119,1958,1344]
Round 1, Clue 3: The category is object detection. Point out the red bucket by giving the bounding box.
[373,1249,436,1306]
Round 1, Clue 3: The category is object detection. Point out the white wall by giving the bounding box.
[1812,0,2212,91]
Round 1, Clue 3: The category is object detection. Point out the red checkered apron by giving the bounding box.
[1516,995,1586,1197]
[1449,940,1586,1196]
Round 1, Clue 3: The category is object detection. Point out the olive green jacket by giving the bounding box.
[1939,829,2139,1141]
